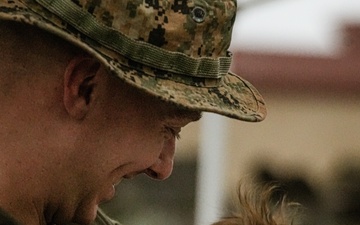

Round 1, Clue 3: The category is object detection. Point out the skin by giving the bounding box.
[0,22,201,225]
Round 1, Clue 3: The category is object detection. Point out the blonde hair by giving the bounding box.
[212,180,303,225]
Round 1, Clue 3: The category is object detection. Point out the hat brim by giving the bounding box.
[118,67,266,122]
[0,1,266,122]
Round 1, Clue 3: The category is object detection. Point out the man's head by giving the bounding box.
[0,20,201,225]
[0,0,266,225]
[212,181,303,225]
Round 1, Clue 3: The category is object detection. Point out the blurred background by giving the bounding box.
[101,0,360,224]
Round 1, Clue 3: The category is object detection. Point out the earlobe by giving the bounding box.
[63,55,101,120]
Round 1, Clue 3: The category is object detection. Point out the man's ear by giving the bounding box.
[63,55,101,120]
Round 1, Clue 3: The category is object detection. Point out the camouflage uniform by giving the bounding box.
[0,208,117,225]
[0,208,20,225]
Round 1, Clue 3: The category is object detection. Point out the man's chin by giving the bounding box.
[72,204,99,225]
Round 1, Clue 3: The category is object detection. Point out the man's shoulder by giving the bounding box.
[0,207,121,225]
[0,204,119,225]
[0,208,21,225]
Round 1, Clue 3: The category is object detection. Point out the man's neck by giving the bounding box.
[0,155,47,225]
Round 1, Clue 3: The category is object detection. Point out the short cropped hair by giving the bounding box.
[0,20,83,94]
[0,20,81,57]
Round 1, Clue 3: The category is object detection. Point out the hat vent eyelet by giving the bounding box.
[191,6,206,23]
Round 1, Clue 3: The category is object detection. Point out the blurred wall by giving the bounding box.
[178,20,360,225]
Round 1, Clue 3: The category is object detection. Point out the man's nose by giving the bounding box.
[145,138,175,180]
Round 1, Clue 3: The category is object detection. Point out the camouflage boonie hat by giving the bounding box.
[0,0,266,121]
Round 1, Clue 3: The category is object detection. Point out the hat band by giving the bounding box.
[29,0,232,79]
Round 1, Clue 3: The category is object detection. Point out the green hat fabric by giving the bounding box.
[0,0,266,121]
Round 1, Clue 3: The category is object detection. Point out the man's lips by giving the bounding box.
[122,171,144,179]
[100,170,143,204]
[113,178,123,187]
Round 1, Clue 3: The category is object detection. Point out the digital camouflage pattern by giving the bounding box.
[0,207,119,225]
[0,0,266,121]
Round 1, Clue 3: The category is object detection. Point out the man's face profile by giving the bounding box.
[61,65,201,224]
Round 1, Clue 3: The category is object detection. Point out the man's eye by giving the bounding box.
[165,126,181,140]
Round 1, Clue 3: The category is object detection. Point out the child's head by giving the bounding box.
[213,180,303,225]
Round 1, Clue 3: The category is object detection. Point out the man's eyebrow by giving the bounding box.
[170,109,203,122]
